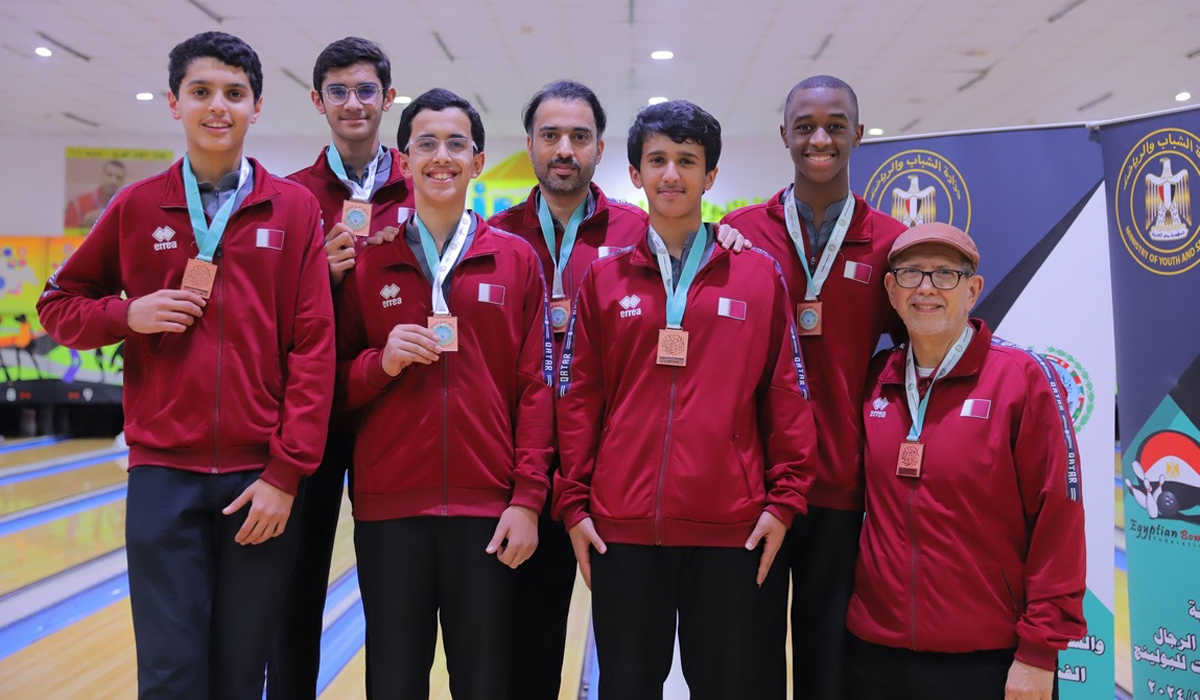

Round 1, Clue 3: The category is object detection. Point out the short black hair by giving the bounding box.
[521,80,607,138]
[627,100,721,172]
[396,88,485,153]
[103,160,126,171]
[168,31,263,100]
[785,75,859,124]
[312,37,391,92]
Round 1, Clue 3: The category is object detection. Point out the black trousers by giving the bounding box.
[844,635,1059,700]
[266,433,354,700]
[760,506,863,700]
[507,499,577,700]
[590,543,784,700]
[354,516,514,700]
[125,466,299,700]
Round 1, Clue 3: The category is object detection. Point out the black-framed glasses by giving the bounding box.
[891,267,973,290]
[323,83,381,105]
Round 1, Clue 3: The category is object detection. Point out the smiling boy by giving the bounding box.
[335,88,553,698]
[37,31,333,700]
[269,37,414,700]
[554,100,817,699]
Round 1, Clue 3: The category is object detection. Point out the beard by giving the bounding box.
[535,157,592,195]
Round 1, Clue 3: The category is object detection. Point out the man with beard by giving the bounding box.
[488,81,748,699]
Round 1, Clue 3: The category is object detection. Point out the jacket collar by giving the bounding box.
[374,209,498,269]
[628,223,729,272]
[307,146,411,200]
[159,156,278,210]
[879,318,993,386]
[517,182,613,232]
[765,187,874,243]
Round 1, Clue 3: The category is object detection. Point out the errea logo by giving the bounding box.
[380,284,402,308]
[869,396,888,418]
[619,294,642,318]
[152,226,177,251]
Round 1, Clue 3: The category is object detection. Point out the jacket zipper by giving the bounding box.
[654,368,679,544]
[441,354,450,516]
[212,263,223,474]
[907,479,918,649]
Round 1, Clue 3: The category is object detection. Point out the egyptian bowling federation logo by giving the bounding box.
[864,149,972,233]
[1124,430,1200,524]
[1114,127,1200,275]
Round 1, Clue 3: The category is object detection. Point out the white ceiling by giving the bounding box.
[1,0,1197,142]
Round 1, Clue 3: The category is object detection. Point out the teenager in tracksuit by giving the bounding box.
[721,75,907,699]
[37,32,334,700]
[554,100,817,700]
[335,88,554,699]
[268,36,413,700]
[846,223,1085,700]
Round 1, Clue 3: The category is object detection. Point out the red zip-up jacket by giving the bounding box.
[553,226,817,547]
[847,320,1086,671]
[488,184,648,363]
[288,147,415,434]
[722,191,905,511]
[37,159,335,495]
[336,212,555,521]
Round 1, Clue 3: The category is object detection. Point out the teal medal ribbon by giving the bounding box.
[648,224,707,329]
[903,325,974,441]
[536,193,588,299]
[325,143,383,201]
[181,154,251,263]
[782,185,855,301]
[415,211,472,315]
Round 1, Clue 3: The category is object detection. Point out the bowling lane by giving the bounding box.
[0,461,128,516]
[0,500,126,596]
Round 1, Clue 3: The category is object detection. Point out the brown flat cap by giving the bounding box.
[888,222,980,268]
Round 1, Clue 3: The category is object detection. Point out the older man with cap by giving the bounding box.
[844,222,1086,700]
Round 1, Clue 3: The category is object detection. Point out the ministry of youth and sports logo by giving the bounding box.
[864,149,972,233]
[1114,127,1199,275]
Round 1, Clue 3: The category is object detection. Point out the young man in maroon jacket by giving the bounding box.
[267,37,413,700]
[554,100,817,700]
[847,223,1085,699]
[37,32,334,700]
[721,75,907,699]
[336,88,554,699]
[489,81,753,700]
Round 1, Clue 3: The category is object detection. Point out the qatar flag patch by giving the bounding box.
[478,283,506,305]
[843,260,872,284]
[961,399,991,419]
[256,228,284,250]
[717,297,747,321]
[598,246,618,259]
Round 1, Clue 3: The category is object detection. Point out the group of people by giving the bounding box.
[37,29,1087,700]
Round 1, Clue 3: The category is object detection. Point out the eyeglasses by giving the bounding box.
[890,267,974,290]
[407,136,476,157]
[323,83,380,105]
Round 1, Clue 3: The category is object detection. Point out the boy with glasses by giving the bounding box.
[269,37,413,700]
[335,88,553,699]
[847,222,1084,700]
[37,31,333,700]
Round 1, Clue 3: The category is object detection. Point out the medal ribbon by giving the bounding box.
[182,154,252,263]
[782,185,855,301]
[648,224,707,329]
[903,324,974,441]
[325,143,383,202]
[536,193,588,299]
[415,211,472,316]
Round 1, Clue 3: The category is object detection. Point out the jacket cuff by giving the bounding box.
[260,459,303,496]
[1014,639,1059,672]
[510,479,548,514]
[365,350,397,390]
[765,503,799,530]
[104,297,134,340]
